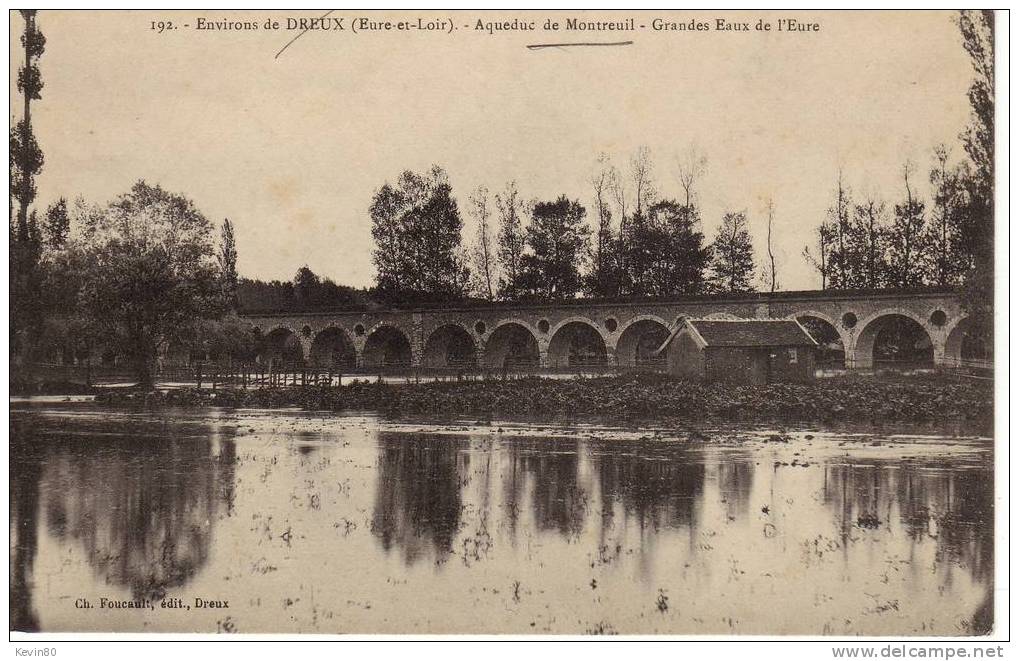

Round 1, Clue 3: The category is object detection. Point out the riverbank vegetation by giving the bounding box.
[92,373,993,431]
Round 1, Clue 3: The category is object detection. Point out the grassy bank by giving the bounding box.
[92,373,993,430]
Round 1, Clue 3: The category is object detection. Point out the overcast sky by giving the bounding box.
[13,10,975,291]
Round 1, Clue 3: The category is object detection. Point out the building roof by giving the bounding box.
[657,318,818,353]
[689,318,818,348]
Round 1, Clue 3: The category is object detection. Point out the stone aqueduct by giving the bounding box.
[240,289,977,372]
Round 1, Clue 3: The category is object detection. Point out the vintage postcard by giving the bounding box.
[8,8,1003,645]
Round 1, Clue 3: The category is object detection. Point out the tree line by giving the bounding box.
[11,182,243,386]
[803,152,980,291]
[800,11,993,338]
[237,268,371,313]
[368,148,765,306]
[365,11,993,337]
[9,11,994,387]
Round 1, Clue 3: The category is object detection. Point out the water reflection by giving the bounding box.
[593,441,708,534]
[823,460,994,632]
[8,407,994,634]
[10,424,42,632]
[9,414,235,631]
[370,434,466,564]
[716,459,754,521]
[505,438,589,537]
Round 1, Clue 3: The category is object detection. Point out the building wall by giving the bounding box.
[764,346,816,383]
[666,331,704,380]
[703,345,816,385]
[704,347,768,385]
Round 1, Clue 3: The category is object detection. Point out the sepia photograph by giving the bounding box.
[7,6,1006,649]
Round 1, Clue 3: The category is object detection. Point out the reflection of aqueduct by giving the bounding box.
[242,289,981,371]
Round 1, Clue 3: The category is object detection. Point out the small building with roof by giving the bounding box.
[656,318,818,384]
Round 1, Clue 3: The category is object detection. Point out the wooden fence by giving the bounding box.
[14,359,670,389]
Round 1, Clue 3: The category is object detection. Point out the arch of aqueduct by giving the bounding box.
[240,289,977,371]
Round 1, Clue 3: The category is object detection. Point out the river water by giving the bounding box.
[9,402,993,635]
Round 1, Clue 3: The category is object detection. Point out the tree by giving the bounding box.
[849,196,890,289]
[495,181,527,299]
[622,200,710,297]
[416,177,471,297]
[467,186,497,299]
[12,10,45,236]
[606,162,629,284]
[709,211,756,293]
[43,198,69,248]
[32,198,109,365]
[369,166,470,302]
[807,171,895,291]
[951,10,994,342]
[585,154,622,297]
[887,161,929,287]
[10,10,46,360]
[369,182,407,297]
[34,218,95,366]
[293,265,321,306]
[206,315,260,363]
[173,314,259,365]
[10,125,43,239]
[610,148,713,297]
[956,10,994,268]
[655,201,711,295]
[517,196,590,299]
[762,200,779,293]
[825,171,853,289]
[608,161,628,233]
[926,146,966,286]
[73,181,225,387]
[218,218,239,309]
[236,274,370,313]
[676,143,708,209]
[606,145,658,285]
[619,208,654,295]
[803,222,835,290]
[629,146,657,216]
[603,147,711,298]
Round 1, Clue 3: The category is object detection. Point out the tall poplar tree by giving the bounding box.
[10,10,46,358]
[218,218,239,309]
[956,10,994,339]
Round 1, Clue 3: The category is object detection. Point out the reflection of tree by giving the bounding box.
[894,465,993,583]
[503,438,588,537]
[10,420,42,632]
[717,459,754,521]
[41,434,224,601]
[370,434,466,564]
[822,462,888,544]
[215,428,238,516]
[10,416,233,629]
[822,459,994,632]
[593,442,706,533]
